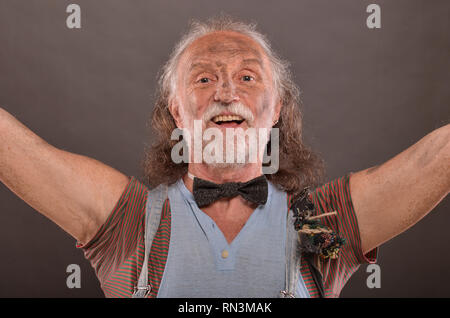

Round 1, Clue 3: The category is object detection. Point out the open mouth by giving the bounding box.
[211,115,245,126]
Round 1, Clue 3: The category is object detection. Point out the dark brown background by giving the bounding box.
[0,0,449,297]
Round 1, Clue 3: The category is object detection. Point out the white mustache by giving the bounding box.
[202,102,255,125]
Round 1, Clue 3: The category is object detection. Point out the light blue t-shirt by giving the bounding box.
[156,178,310,298]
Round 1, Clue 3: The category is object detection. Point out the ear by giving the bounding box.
[272,99,282,125]
[168,97,183,128]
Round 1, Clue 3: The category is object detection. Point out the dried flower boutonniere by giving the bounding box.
[291,188,346,259]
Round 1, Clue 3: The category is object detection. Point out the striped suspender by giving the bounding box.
[132,183,168,298]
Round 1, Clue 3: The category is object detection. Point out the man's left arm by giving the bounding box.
[350,124,450,255]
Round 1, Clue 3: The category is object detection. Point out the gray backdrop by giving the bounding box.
[0,0,449,297]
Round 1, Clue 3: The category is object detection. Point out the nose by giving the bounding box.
[213,77,239,104]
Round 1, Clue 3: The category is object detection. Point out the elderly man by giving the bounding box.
[0,17,449,298]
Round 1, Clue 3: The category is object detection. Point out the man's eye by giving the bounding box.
[242,75,253,81]
[199,78,210,83]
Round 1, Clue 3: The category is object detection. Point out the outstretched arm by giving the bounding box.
[0,107,130,245]
[350,124,450,255]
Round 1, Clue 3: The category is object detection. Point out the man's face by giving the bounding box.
[171,31,280,132]
[170,31,281,167]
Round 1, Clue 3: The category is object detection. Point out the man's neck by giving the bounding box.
[182,163,263,244]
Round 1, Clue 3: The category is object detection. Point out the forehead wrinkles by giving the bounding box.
[204,37,263,60]
[182,33,266,70]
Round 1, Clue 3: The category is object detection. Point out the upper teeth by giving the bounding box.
[212,115,244,123]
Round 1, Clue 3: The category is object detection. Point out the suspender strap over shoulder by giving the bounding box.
[132,183,168,298]
[287,191,326,298]
[281,209,325,298]
[280,209,301,298]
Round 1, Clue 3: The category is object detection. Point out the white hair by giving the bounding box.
[159,15,292,104]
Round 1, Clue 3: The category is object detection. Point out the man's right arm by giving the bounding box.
[0,107,130,245]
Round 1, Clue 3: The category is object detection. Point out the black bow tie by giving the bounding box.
[192,175,268,208]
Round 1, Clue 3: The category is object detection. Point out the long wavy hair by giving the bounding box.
[142,15,325,196]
